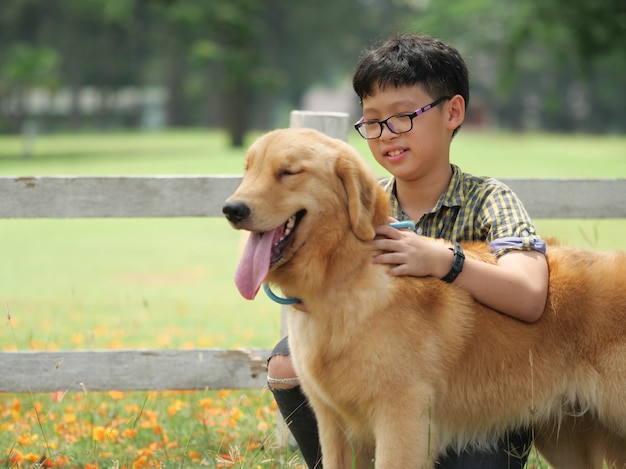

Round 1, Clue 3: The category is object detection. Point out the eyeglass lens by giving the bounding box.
[360,115,412,139]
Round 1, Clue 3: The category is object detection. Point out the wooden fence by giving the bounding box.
[1,111,625,394]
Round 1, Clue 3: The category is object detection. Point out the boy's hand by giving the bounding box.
[371,219,452,278]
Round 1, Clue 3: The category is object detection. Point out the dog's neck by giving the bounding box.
[266,234,381,311]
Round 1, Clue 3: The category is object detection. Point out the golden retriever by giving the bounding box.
[223,128,626,469]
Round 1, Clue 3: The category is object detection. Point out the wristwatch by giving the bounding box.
[441,242,465,283]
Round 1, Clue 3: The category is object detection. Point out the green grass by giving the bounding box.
[0,130,251,176]
[355,130,626,178]
[0,129,624,467]
[2,128,624,178]
[1,218,282,351]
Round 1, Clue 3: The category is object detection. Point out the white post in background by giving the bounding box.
[289,111,350,142]
[274,111,350,449]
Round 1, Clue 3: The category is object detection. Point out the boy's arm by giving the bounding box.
[371,226,549,323]
[446,248,548,323]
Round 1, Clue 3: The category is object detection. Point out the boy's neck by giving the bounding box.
[394,164,453,221]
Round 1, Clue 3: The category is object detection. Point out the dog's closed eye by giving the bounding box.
[278,168,303,178]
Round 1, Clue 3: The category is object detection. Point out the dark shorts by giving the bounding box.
[269,335,290,360]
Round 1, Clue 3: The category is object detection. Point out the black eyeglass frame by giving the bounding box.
[354,96,452,140]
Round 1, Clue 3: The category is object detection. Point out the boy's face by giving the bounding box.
[360,84,456,182]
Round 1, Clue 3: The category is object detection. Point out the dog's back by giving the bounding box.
[422,243,626,451]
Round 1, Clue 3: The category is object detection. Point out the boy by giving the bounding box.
[267,33,548,468]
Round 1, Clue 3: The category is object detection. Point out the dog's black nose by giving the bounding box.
[223,201,251,224]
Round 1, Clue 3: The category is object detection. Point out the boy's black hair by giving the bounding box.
[353,33,470,125]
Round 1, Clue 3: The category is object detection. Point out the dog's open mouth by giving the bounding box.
[234,210,305,300]
[270,210,305,266]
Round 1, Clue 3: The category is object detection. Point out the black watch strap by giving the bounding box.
[441,242,465,283]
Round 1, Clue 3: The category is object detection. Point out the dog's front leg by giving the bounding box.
[309,400,363,469]
[315,411,352,468]
[373,396,439,469]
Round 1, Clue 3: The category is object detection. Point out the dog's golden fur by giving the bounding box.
[225,128,626,468]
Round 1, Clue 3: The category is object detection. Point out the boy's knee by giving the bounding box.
[267,354,299,390]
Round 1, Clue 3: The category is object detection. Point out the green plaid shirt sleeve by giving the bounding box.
[381,165,545,258]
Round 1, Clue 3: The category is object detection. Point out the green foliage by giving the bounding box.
[407,0,626,133]
[514,0,626,68]
[2,44,59,89]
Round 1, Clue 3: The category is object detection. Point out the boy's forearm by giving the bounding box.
[455,250,548,323]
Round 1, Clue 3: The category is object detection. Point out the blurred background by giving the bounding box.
[1,0,625,147]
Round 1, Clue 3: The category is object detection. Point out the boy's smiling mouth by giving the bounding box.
[384,147,408,162]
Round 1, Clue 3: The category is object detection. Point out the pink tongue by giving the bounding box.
[235,228,281,299]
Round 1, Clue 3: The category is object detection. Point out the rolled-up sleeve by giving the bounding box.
[477,183,546,258]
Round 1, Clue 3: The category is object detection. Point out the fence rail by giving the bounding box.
[1,349,269,393]
[1,176,625,219]
[1,111,625,393]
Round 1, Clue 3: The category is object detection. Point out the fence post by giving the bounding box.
[273,111,350,448]
[289,111,350,142]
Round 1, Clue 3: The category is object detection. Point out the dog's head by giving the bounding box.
[223,128,388,299]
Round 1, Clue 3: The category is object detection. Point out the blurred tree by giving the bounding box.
[1,0,623,138]
[506,0,626,70]
[501,0,626,132]
[190,0,415,146]
[408,0,626,132]
[0,0,147,131]
[205,0,268,146]
[0,44,58,131]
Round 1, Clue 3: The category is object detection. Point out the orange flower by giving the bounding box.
[157,334,171,346]
[71,333,84,345]
[92,426,106,442]
[198,397,213,408]
[217,390,231,399]
[25,453,52,466]
[108,338,122,349]
[132,455,148,469]
[168,399,187,417]
[107,427,120,442]
[7,449,24,464]
[108,390,125,400]
[248,441,262,451]
[187,450,201,462]
[55,454,70,467]
[230,407,243,421]
[63,411,77,424]
[17,431,39,446]
[50,391,66,403]
[121,428,138,439]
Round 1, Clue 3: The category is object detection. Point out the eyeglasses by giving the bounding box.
[354,96,451,140]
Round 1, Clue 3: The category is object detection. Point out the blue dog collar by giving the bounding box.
[263,283,301,305]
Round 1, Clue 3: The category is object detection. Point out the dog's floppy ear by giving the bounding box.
[336,155,385,241]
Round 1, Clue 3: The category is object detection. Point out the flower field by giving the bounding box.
[1,387,303,468]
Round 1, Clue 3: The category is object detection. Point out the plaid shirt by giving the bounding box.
[381,164,545,258]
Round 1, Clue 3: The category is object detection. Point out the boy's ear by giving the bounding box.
[446,95,465,131]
